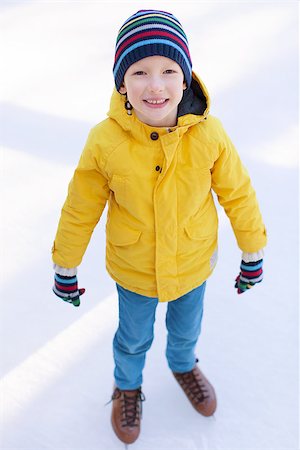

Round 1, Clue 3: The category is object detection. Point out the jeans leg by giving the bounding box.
[113,284,158,390]
[165,282,206,373]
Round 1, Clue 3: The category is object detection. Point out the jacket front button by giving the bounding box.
[150,132,159,140]
[156,165,160,171]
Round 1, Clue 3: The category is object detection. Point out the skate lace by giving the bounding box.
[112,388,146,428]
[176,362,209,403]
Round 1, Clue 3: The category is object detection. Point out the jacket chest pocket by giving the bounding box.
[177,167,212,212]
[109,175,128,206]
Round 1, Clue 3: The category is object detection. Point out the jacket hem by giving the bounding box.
[107,268,212,302]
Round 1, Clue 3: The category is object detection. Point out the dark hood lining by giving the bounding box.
[178,78,207,118]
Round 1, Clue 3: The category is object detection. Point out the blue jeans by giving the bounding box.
[113,282,206,390]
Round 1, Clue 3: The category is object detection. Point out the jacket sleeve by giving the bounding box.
[52,128,110,268]
[211,121,267,253]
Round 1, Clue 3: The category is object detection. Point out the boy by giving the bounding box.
[52,10,266,444]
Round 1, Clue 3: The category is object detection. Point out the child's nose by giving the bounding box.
[148,76,164,92]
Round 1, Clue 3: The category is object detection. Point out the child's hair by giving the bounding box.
[113,9,193,91]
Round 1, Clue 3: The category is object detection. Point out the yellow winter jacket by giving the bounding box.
[52,72,267,302]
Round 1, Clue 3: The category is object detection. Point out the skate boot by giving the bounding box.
[111,386,145,444]
[173,359,216,416]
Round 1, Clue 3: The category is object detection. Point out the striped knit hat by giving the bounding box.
[113,10,192,91]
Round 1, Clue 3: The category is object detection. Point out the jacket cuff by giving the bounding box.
[242,249,264,263]
[53,264,77,276]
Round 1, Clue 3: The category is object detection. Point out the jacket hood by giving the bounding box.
[107,71,210,135]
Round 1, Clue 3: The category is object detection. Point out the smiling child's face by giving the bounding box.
[119,55,187,128]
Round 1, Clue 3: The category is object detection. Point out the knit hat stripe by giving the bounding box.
[115,31,191,63]
[116,23,189,54]
[120,12,182,34]
[113,39,191,78]
[119,16,184,40]
[123,9,180,24]
[117,17,188,46]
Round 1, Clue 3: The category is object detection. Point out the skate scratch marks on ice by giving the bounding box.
[1,293,117,422]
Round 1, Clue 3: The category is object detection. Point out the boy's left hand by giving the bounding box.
[235,259,263,294]
[53,273,85,306]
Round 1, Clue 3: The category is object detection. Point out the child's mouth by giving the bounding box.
[143,98,169,108]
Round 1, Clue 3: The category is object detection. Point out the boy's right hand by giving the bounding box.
[52,273,85,307]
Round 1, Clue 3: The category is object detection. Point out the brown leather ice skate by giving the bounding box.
[173,360,217,416]
[110,386,145,444]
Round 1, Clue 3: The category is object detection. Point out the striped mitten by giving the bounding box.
[53,273,85,307]
[235,259,263,294]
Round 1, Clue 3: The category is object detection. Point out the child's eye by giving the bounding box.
[134,71,146,75]
[164,69,176,74]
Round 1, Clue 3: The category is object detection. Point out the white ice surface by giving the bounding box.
[0,2,298,449]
